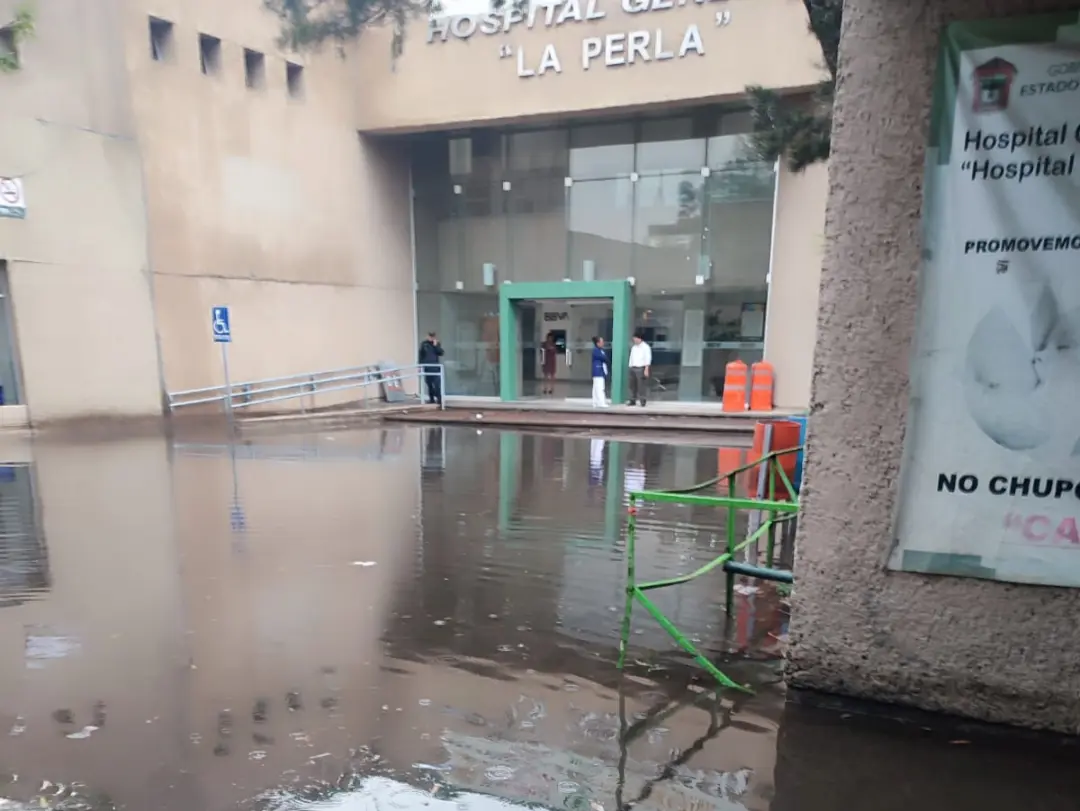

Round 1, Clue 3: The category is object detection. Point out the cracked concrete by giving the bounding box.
[788,0,1080,733]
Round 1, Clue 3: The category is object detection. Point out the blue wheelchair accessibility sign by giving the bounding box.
[212,306,232,343]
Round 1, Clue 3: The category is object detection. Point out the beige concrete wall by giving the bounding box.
[355,0,825,132]
[788,0,1080,733]
[765,161,827,409]
[122,0,416,400]
[0,0,164,423]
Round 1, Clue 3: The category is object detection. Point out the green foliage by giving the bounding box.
[264,0,439,60]
[0,3,36,74]
[746,0,842,172]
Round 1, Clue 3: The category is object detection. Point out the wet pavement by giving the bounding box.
[0,425,1075,810]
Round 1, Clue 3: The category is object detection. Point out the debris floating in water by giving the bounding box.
[351,561,377,567]
[413,762,451,772]
[484,765,514,782]
[65,725,98,740]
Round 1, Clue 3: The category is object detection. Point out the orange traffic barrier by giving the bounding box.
[743,420,801,499]
[721,360,748,412]
[749,361,775,412]
[717,447,745,496]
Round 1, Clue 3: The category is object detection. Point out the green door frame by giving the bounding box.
[499,280,634,403]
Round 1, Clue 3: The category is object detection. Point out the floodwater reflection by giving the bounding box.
[0,426,1071,810]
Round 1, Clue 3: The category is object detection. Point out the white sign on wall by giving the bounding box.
[0,178,26,219]
[890,13,1080,587]
[428,0,733,78]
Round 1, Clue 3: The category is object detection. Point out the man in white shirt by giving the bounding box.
[627,330,652,407]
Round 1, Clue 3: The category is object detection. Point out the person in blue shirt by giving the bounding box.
[591,336,609,408]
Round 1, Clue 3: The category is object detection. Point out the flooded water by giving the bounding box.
[0,424,1075,810]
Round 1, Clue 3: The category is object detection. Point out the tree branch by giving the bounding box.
[746,0,841,172]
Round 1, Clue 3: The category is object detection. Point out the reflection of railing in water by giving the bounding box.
[619,448,801,693]
[615,685,752,811]
[0,463,49,609]
[171,436,407,464]
[235,677,759,811]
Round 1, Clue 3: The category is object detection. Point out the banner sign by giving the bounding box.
[890,13,1080,586]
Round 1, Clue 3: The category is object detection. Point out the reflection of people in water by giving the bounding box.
[421,427,445,479]
[624,462,646,504]
[589,438,605,486]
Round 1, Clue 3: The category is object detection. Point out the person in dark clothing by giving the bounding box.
[418,331,444,405]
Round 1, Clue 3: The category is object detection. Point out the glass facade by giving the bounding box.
[411,107,775,401]
[0,262,22,406]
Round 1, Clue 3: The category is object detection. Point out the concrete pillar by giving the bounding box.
[764,162,828,409]
[788,0,1080,733]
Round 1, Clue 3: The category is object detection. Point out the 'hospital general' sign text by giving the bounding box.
[427,0,733,78]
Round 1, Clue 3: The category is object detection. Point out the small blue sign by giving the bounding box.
[212,306,231,343]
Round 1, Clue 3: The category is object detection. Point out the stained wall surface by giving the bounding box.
[0,0,164,422]
[788,0,1080,733]
[121,0,416,399]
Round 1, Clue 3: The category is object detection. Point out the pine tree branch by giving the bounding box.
[0,3,36,74]
[746,0,841,172]
[263,0,436,50]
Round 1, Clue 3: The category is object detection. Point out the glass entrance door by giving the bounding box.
[499,281,633,403]
[521,300,614,399]
[563,301,613,400]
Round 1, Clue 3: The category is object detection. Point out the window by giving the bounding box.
[244,48,265,89]
[0,262,23,406]
[149,17,174,62]
[707,108,756,169]
[286,61,304,99]
[199,34,222,75]
[0,26,18,69]
[636,117,706,174]
[448,137,472,176]
[569,123,634,180]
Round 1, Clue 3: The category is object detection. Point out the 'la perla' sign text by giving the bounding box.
[427,0,733,78]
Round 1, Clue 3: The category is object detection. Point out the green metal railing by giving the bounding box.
[617,447,802,694]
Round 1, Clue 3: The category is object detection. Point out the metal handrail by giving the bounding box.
[166,363,445,414]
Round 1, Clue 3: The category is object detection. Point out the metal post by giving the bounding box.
[725,477,736,618]
[440,365,446,410]
[221,343,234,426]
[618,492,639,672]
[766,458,778,568]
